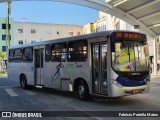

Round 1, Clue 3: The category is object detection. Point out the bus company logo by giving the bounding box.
[51,62,64,84]
[2,112,11,117]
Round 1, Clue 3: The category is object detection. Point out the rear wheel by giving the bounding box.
[20,75,28,89]
[78,81,89,101]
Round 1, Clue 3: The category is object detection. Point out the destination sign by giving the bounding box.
[115,32,142,39]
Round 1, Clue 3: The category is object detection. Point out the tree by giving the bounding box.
[0,51,7,60]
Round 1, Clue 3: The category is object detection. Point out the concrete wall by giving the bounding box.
[83,23,94,34]
[14,22,83,45]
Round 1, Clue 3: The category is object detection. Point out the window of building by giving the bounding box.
[2,35,6,40]
[45,44,51,62]
[31,29,36,34]
[2,24,11,29]
[51,43,67,62]
[23,47,33,62]
[69,31,73,36]
[18,29,23,33]
[14,49,22,61]
[3,35,11,41]
[19,40,23,45]
[77,32,80,36]
[57,31,59,35]
[68,40,87,62]
[2,24,6,29]
[2,46,7,52]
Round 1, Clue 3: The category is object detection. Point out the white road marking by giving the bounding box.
[5,89,19,97]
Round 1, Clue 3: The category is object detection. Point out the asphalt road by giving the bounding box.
[0,76,160,120]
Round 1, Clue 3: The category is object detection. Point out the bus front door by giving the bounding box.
[35,48,44,86]
[92,43,107,94]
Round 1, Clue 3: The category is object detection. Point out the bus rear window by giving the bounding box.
[9,49,14,62]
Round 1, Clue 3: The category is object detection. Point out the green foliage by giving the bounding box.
[0,51,7,60]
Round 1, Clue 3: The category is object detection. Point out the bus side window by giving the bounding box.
[68,40,87,62]
[45,44,51,62]
[23,47,33,62]
[51,43,67,62]
[14,49,23,62]
[9,49,14,62]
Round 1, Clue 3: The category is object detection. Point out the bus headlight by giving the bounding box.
[111,80,122,88]
[103,81,107,86]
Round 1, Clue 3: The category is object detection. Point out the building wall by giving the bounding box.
[92,11,140,32]
[95,16,107,32]
[0,18,14,52]
[14,22,83,45]
[83,23,94,34]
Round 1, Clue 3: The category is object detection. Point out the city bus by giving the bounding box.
[7,30,150,100]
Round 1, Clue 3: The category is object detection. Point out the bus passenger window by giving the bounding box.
[23,47,33,62]
[45,44,51,62]
[51,43,67,62]
[68,40,87,62]
[14,49,23,62]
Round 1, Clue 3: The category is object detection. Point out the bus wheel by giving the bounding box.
[20,75,28,89]
[78,81,89,101]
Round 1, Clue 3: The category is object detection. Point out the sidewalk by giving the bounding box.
[151,74,160,79]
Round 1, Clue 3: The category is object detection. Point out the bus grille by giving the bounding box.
[121,76,147,82]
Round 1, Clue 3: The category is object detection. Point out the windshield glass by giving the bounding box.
[112,41,149,72]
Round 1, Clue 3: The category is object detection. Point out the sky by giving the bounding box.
[0,1,99,26]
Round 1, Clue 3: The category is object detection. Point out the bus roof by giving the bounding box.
[9,30,144,49]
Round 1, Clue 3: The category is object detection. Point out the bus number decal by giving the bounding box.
[76,64,82,68]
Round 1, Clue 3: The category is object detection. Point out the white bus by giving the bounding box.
[8,31,150,100]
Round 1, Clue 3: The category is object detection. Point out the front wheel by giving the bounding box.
[78,81,89,101]
[20,75,28,89]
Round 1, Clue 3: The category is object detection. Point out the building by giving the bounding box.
[96,11,139,32]
[14,22,83,45]
[83,23,94,34]
[0,17,14,53]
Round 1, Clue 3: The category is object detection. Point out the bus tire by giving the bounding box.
[78,81,89,101]
[20,75,28,89]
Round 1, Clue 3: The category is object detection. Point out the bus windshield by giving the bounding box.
[112,41,149,72]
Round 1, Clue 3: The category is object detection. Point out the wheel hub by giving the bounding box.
[78,85,84,95]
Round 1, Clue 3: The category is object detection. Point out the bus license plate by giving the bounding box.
[132,89,140,94]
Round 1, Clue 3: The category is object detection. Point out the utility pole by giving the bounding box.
[7,0,11,47]
[21,18,27,44]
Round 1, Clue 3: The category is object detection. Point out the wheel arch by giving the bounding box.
[73,77,89,93]
[20,73,27,82]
